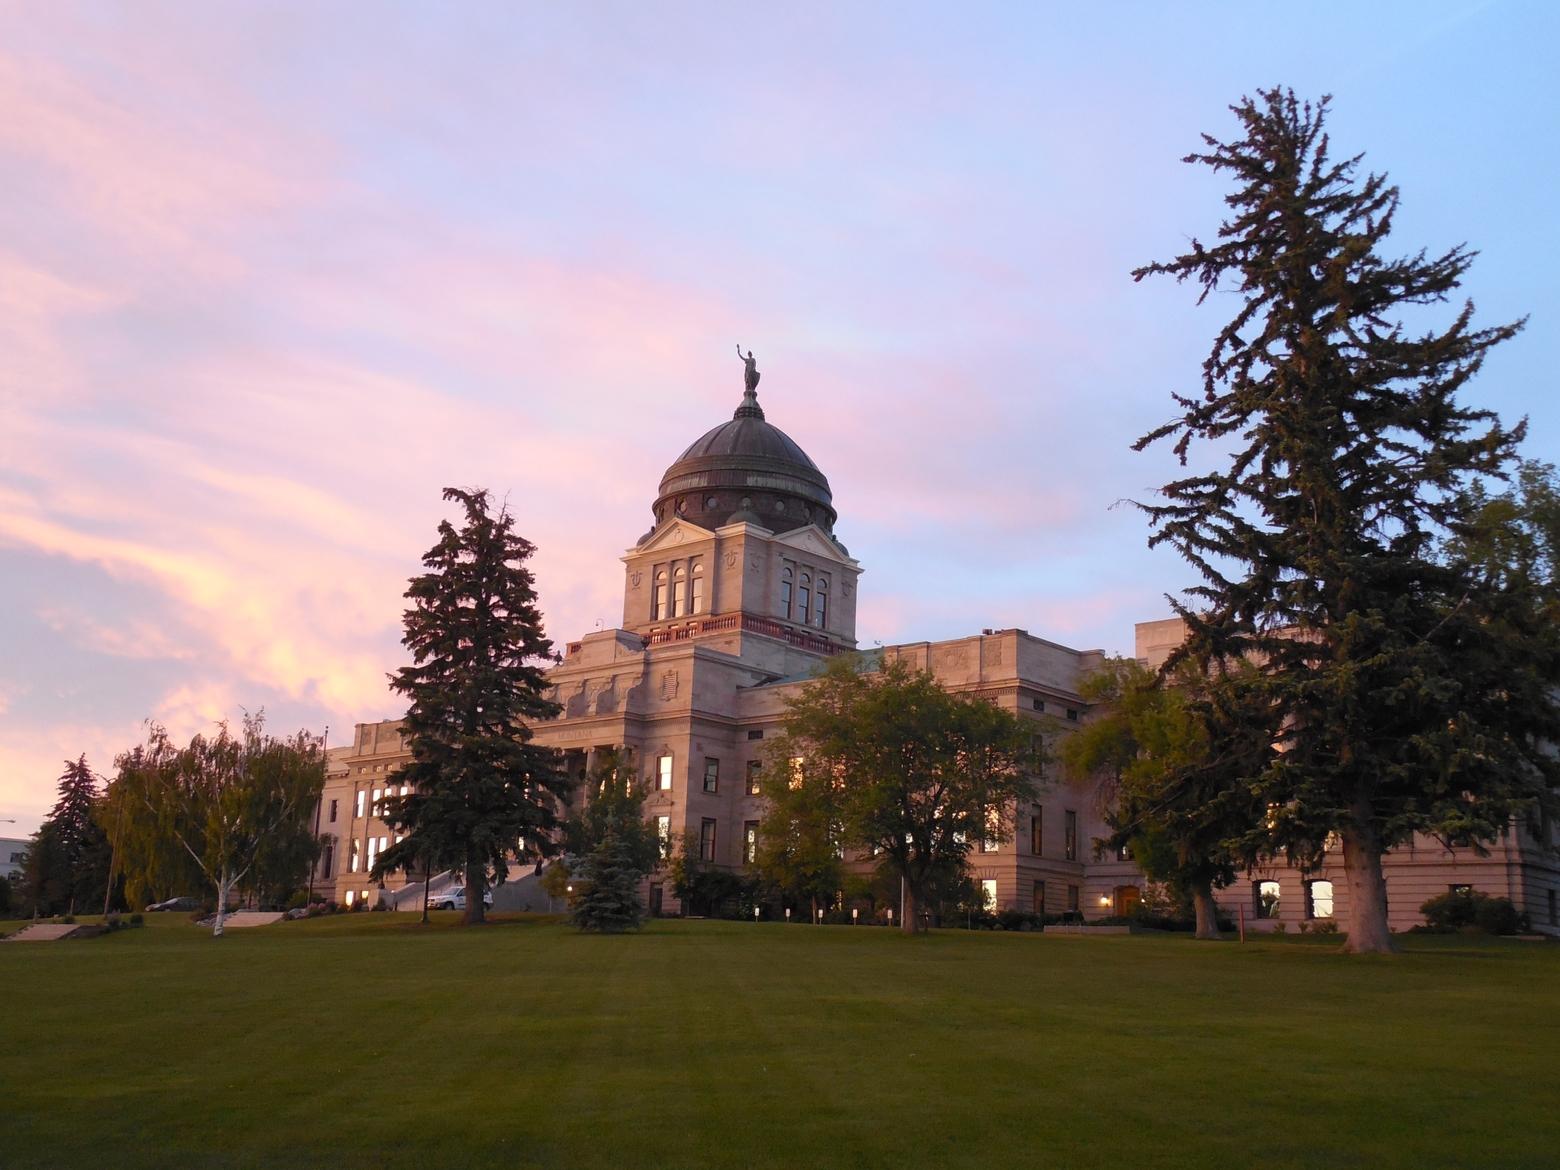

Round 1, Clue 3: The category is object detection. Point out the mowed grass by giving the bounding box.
[3,915,1557,1170]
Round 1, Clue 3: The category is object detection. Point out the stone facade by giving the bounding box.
[308,378,1560,936]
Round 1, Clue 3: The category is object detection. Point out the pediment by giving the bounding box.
[627,518,717,556]
[773,524,857,566]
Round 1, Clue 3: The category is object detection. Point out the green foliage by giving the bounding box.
[571,832,646,933]
[22,757,113,917]
[668,833,752,918]
[562,749,658,878]
[1133,88,1559,952]
[1418,889,1527,935]
[0,873,11,916]
[372,487,573,924]
[763,655,1039,932]
[108,714,325,934]
[1063,657,1266,920]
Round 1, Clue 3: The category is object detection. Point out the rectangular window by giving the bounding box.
[1116,843,1132,861]
[1305,879,1334,919]
[1065,708,1079,721]
[657,754,673,791]
[798,584,811,625]
[321,840,334,878]
[1030,812,1043,856]
[1032,880,1046,915]
[980,879,998,911]
[366,836,379,870]
[1064,810,1078,861]
[672,574,687,618]
[1255,880,1281,919]
[780,578,792,617]
[372,787,382,815]
[691,573,704,614]
[656,815,672,860]
[814,582,827,629]
[747,729,764,741]
[700,818,717,863]
[744,820,759,864]
[1067,884,1079,912]
[349,838,361,873]
[980,806,1000,853]
[355,790,365,819]
[344,890,355,907]
[747,760,762,795]
[1032,697,1045,712]
[703,757,719,794]
[328,799,338,824]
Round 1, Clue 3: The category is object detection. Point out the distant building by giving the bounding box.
[1,837,28,884]
[311,373,1560,935]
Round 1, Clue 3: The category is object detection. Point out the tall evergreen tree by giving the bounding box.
[23,757,111,916]
[373,487,570,926]
[1134,88,1560,952]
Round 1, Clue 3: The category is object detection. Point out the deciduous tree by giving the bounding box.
[111,716,325,936]
[1133,88,1560,953]
[770,656,1039,934]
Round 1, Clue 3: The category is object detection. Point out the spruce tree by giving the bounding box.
[373,487,570,926]
[571,832,646,933]
[26,757,110,916]
[1134,89,1560,952]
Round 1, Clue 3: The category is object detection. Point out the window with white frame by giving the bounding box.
[779,567,793,618]
[657,754,673,791]
[1305,879,1334,919]
[673,565,687,618]
[653,570,669,620]
[814,576,828,629]
[690,560,704,614]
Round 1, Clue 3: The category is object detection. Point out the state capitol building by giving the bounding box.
[310,371,1560,935]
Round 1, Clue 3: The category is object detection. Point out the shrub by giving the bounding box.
[61,915,75,924]
[129,913,144,926]
[285,891,311,911]
[1420,889,1528,935]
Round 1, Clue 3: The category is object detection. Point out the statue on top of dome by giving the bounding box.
[737,345,760,394]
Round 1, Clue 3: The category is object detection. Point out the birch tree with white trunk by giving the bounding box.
[112,715,326,937]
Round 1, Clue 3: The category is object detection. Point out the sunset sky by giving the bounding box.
[3,2,1557,832]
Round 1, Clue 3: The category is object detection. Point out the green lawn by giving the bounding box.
[2,915,1557,1170]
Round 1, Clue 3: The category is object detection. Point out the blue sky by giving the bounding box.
[1,1,1556,831]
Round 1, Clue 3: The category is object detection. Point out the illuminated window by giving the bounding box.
[366,837,379,870]
[653,570,669,620]
[746,760,762,795]
[980,879,998,911]
[814,577,828,629]
[798,573,811,625]
[780,568,792,618]
[700,818,717,862]
[673,566,687,617]
[349,838,360,873]
[1305,879,1334,919]
[355,790,365,819]
[703,758,719,794]
[744,821,759,864]
[691,561,704,614]
[657,754,673,791]
[372,787,382,815]
[1064,810,1078,861]
[788,757,805,790]
[1255,880,1281,919]
[656,816,672,859]
[344,890,355,907]
[980,807,1001,853]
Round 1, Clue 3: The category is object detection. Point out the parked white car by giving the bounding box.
[433,885,493,911]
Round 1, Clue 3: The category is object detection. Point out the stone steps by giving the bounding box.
[3,922,82,942]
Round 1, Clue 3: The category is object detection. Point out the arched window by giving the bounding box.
[779,568,793,618]
[673,566,687,617]
[1255,879,1281,919]
[690,561,704,614]
[653,570,668,620]
[798,573,811,625]
[814,576,828,629]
